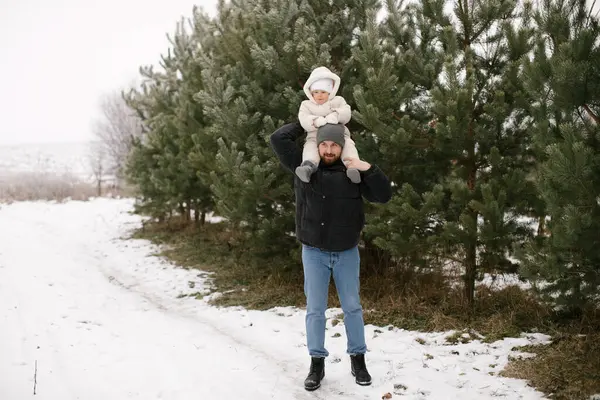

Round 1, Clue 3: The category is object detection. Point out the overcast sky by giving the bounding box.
[0,0,217,145]
[1,1,599,146]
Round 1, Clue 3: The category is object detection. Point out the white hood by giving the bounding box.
[303,66,341,103]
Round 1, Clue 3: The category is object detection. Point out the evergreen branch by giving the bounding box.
[587,0,598,21]
[471,21,494,44]
[576,108,593,131]
[262,193,277,202]
[583,104,600,124]
[445,254,465,265]
[408,140,433,149]
[472,84,487,117]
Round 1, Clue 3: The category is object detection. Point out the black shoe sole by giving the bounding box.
[304,383,321,391]
[351,371,372,386]
[304,372,325,391]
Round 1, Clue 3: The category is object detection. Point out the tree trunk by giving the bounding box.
[194,202,200,223]
[462,8,478,309]
[464,123,479,308]
[537,216,546,237]
[583,104,599,124]
[464,233,477,307]
[362,238,394,275]
[185,200,192,221]
[201,210,206,226]
[465,138,478,307]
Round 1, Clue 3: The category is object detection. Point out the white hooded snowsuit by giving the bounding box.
[298,67,359,165]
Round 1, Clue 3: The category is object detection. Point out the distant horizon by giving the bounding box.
[0,139,94,147]
[0,138,94,182]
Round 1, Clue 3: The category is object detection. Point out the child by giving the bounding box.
[296,66,361,183]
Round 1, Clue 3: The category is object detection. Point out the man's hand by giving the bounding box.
[343,157,371,171]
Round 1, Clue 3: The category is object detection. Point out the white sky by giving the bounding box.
[0,0,217,145]
[1,0,598,146]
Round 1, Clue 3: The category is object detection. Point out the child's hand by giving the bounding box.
[313,117,327,128]
[343,157,371,171]
[325,113,338,124]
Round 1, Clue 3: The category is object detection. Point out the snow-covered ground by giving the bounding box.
[0,198,552,399]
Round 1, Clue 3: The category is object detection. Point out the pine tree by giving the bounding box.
[125,11,214,223]
[124,68,181,220]
[353,0,538,306]
[518,0,600,311]
[167,15,214,223]
[192,0,379,255]
[351,2,448,270]
[126,135,170,221]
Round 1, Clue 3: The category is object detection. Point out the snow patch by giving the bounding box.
[0,198,552,399]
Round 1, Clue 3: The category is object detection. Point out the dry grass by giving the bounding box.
[133,219,554,336]
[133,220,307,309]
[502,333,600,400]
[0,171,132,202]
[359,273,551,341]
[0,172,97,202]
[134,219,600,399]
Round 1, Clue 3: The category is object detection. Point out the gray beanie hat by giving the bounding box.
[316,123,345,147]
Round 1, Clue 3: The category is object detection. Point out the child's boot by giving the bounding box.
[346,168,361,183]
[295,160,318,183]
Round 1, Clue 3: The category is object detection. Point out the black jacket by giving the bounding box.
[270,122,392,251]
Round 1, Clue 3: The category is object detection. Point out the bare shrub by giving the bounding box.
[0,171,97,202]
[92,87,143,186]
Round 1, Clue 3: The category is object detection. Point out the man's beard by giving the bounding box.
[320,153,340,165]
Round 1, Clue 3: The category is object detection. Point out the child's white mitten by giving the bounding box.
[325,113,339,124]
[314,117,327,127]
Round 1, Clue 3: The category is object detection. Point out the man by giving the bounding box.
[270,122,392,391]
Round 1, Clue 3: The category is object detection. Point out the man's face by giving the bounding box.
[318,141,342,164]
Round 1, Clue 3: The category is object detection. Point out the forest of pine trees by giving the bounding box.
[123,0,600,314]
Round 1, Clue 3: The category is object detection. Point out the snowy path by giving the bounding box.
[0,200,314,399]
[0,199,551,399]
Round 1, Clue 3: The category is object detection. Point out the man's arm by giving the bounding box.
[344,158,392,203]
[360,165,393,203]
[270,122,305,173]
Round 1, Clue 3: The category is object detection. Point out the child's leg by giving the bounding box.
[296,132,319,183]
[302,133,321,165]
[341,137,360,161]
[341,128,361,183]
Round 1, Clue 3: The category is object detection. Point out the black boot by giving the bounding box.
[304,357,325,391]
[350,354,372,386]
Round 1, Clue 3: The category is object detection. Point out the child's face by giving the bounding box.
[311,90,330,105]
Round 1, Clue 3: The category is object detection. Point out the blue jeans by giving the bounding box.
[301,244,367,358]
